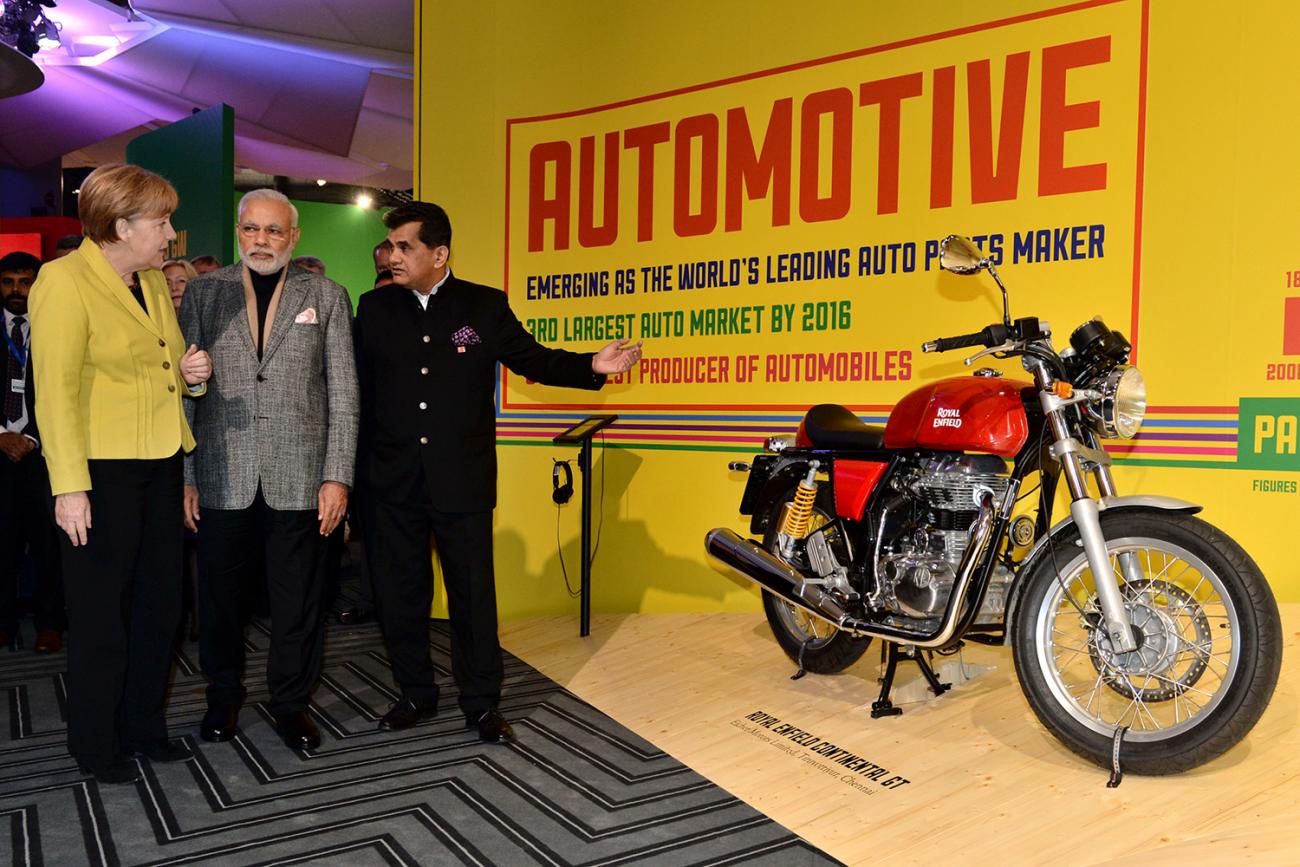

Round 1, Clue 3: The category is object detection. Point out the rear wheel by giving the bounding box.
[759,484,872,674]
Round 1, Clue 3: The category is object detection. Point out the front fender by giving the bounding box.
[1003,495,1202,642]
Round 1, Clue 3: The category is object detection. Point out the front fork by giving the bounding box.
[1039,377,1140,653]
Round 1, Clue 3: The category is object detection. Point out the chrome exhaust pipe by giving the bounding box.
[705,480,1016,648]
[705,528,850,628]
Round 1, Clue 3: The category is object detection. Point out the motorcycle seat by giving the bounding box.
[803,404,886,450]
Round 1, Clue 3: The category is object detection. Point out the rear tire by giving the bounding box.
[759,483,872,674]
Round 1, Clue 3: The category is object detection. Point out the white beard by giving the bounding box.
[240,246,292,275]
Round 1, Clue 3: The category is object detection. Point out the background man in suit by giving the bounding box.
[180,189,359,752]
[353,201,641,744]
[191,255,221,274]
[0,252,62,653]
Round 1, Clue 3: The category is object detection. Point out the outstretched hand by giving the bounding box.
[592,338,643,375]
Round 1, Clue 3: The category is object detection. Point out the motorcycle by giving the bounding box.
[706,235,1282,775]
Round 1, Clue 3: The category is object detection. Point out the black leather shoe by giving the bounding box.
[199,705,239,742]
[128,738,191,762]
[334,606,372,625]
[77,756,140,784]
[465,709,516,744]
[378,697,437,731]
[275,711,321,751]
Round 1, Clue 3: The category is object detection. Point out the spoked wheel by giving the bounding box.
[759,484,871,674]
[1012,509,1281,774]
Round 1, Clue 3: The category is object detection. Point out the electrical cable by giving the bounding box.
[554,432,608,597]
[590,431,606,563]
[556,499,581,598]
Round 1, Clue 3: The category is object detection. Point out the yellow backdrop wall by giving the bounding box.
[416,0,1300,617]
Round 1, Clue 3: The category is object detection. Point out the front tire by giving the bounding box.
[1011,509,1281,774]
[759,484,872,674]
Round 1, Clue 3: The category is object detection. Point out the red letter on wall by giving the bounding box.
[1039,36,1110,196]
[528,141,571,252]
[860,72,924,215]
[1284,297,1300,356]
[968,52,1030,204]
[799,87,854,223]
[724,99,793,232]
[930,66,956,209]
[578,132,619,248]
[674,113,720,237]
[624,122,671,242]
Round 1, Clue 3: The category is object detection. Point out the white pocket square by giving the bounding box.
[294,307,318,325]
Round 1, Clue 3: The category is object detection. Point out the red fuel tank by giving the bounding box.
[884,376,1031,457]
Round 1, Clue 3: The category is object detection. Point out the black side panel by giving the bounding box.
[738,454,777,516]
[748,458,817,536]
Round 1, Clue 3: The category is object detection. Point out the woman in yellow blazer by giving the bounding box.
[30,164,212,784]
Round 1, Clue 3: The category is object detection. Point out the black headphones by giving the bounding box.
[552,459,573,505]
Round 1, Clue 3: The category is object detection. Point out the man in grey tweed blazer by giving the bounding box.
[179,189,358,753]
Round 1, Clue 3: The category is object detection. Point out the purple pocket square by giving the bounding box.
[452,326,482,346]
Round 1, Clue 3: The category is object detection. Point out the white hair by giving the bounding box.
[237,188,299,227]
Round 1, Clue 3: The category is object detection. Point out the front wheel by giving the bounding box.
[759,483,872,674]
[1011,509,1281,774]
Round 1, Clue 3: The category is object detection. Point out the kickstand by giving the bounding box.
[790,637,814,680]
[1106,725,1130,788]
[871,643,952,719]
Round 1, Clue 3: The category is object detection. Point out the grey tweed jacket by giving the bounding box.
[179,263,359,511]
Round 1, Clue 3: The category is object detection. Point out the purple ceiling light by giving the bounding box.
[0,0,412,188]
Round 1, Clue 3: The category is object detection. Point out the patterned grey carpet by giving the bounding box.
[0,618,837,866]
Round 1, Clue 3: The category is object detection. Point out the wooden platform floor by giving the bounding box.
[501,604,1300,866]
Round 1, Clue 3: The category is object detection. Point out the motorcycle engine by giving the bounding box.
[874,454,1013,624]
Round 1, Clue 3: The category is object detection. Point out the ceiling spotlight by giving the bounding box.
[0,0,61,59]
[35,16,57,50]
[355,193,373,209]
[315,179,326,187]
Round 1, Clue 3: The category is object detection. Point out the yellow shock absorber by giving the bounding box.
[781,464,821,539]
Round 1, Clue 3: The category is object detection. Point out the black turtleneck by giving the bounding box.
[250,267,283,358]
[128,272,147,311]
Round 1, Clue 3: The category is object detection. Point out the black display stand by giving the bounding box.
[553,414,618,636]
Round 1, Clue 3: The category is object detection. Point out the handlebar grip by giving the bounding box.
[921,323,1012,353]
[923,331,987,353]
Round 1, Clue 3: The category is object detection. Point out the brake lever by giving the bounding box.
[963,342,1018,366]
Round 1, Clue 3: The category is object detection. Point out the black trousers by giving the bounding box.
[197,487,325,716]
[0,450,62,633]
[362,492,502,717]
[58,454,182,763]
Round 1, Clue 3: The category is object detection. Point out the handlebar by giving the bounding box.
[922,324,1010,353]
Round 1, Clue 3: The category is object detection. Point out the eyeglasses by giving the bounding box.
[237,222,290,241]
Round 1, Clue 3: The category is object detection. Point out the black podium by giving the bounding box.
[553,414,618,636]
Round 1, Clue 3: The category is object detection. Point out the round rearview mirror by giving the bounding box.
[939,235,987,275]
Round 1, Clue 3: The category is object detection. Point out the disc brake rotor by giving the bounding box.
[1086,579,1212,701]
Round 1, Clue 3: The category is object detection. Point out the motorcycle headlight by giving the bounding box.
[1091,365,1146,439]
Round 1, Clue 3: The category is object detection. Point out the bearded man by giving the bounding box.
[178,189,358,752]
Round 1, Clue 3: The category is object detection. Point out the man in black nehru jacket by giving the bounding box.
[354,201,641,743]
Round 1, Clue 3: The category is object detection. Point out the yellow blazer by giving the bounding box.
[30,239,204,496]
